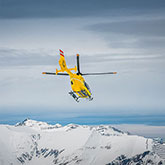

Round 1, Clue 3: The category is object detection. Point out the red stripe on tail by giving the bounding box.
[59,49,64,54]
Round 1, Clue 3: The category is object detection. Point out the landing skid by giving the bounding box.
[69,91,93,102]
[69,91,79,102]
[88,96,93,101]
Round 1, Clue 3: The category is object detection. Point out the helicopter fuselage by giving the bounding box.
[69,73,92,98]
[57,53,92,99]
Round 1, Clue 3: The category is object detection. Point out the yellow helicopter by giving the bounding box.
[42,49,117,102]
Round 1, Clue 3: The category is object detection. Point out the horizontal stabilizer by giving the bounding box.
[69,66,77,72]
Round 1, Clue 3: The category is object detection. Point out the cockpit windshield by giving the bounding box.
[84,81,91,93]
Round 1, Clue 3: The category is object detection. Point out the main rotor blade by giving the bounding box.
[77,54,81,74]
[42,72,69,76]
[82,72,117,75]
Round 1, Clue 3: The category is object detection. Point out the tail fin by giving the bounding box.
[58,49,67,72]
[56,49,77,75]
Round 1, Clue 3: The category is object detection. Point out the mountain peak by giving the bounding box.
[15,118,62,130]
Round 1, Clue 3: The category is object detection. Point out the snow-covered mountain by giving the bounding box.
[0,119,164,165]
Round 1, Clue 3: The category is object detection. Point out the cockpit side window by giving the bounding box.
[77,90,88,97]
[81,90,88,96]
[84,82,91,93]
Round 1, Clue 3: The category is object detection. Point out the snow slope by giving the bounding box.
[0,119,164,165]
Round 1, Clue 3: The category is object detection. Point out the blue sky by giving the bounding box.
[0,0,165,125]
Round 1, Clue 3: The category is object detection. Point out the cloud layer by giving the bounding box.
[0,0,165,124]
[1,0,165,19]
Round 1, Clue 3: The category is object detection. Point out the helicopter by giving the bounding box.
[42,49,117,102]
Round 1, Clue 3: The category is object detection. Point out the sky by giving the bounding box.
[0,0,165,126]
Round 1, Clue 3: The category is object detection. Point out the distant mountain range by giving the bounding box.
[0,119,164,165]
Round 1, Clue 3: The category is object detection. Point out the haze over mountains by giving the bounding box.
[0,119,165,165]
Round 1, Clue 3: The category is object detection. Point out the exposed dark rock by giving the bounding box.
[106,151,163,165]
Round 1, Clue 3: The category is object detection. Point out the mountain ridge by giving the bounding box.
[0,119,164,165]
